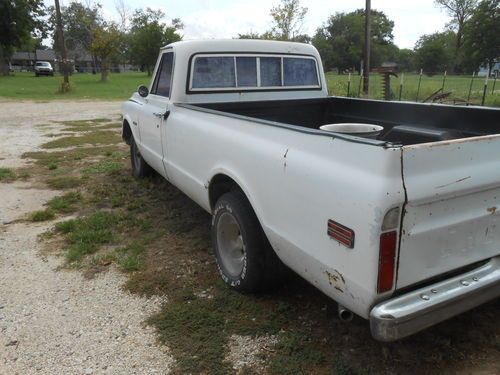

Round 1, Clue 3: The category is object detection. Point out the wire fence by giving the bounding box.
[326,71,500,108]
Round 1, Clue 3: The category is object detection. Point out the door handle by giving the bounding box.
[153,110,170,120]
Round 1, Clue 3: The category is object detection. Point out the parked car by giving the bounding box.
[121,39,500,341]
[34,61,54,76]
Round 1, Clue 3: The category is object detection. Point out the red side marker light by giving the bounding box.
[327,219,355,248]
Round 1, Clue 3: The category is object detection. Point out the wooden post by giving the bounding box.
[363,0,371,95]
[54,0,70,92]
[491,72,497,94]
[358,69,363,97]
[441,70,447,91]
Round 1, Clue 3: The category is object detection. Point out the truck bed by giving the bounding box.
[195,97,500,145]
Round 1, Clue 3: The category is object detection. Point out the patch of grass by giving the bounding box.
[55,212,121,263]
[30,209,55,222]
[0,167,16,181]
[326,72,500,107]
[47,163,58,170]
[116,242,144,272]
[46,192,82,213]
[84,160,122,175]
[46,176,82,189]
[23,146,123,167]
[0,72,148,100]
[41,131,121,149]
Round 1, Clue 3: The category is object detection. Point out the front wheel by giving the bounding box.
[211,191,286,292]
[130,136,153,178]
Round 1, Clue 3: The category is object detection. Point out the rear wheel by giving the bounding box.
[130,136,153,178]
[212,191,286,292]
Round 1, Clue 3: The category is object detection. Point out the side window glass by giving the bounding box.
[283,58,318,86]
[260,57,282,87]
[192,56,235,88]
[152,52,173,97]
[236,57,257,87]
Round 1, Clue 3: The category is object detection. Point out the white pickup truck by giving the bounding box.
[122,40,500,341]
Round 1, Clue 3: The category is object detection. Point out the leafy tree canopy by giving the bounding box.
[312,9,395,72]
[128,8,182,75]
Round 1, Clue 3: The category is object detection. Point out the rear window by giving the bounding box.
[189,54,320,91]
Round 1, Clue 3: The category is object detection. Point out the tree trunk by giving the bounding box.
[100,59,109,82]
[0,46,10,76]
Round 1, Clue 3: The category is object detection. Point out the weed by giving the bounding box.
[116,242,144,272]
[0,167,15,181]
[30,209,55,222]
[46,176,82,189]
[47,163,58,170]
[46,192,82,213]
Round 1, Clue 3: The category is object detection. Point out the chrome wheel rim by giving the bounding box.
[216,212,245,277]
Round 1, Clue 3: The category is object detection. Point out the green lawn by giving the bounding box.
[0,72,150,100]
[0,71,498,107]
[326,72,500,107]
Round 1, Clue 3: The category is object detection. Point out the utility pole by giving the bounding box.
[54,0,70,91]
[363,0,371,95]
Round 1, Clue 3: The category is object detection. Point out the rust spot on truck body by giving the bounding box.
[487,206,497,214]
[324,269,345,293]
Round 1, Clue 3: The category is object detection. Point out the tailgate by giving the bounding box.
[397,135,500,289]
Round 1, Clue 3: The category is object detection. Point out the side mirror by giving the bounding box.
[138,85,149,97]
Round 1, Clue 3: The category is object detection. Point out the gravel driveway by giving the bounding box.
[0,101,173,375]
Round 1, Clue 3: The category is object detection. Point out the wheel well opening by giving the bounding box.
[209,174,244,211]
[122,120,132,145]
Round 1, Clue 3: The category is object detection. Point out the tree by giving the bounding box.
[47,2,103,72]
[89,23,124,82]
[269,0,308,41]
[0,0,46,75]
[312,9,395,72]
[434,0,478,71]
[414,31,456,73]
[463,0,500,75]
[128,8,182,75]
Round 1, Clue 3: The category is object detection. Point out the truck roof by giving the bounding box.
[163,39,320,56]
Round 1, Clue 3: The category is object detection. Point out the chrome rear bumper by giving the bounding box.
[370,256,500,341]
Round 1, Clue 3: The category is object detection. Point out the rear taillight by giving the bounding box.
[377,231,397,293]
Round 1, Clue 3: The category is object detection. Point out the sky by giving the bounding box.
[52,0,452,49]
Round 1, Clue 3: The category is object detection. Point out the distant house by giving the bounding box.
[10,51,37,71]
[10,49,57,71]
[10,48,136,73]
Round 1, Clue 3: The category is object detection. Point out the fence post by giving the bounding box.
[492,72,497,94]
[347,72,351,96]
[358,69,363,97]
[481,74,488,106]
[467,71,475,105]
[415,68,423,102]
[441,70,447,91]
[398,73,404,101]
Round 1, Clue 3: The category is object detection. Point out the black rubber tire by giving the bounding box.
[130,136,153,178]
[211,191,287,292]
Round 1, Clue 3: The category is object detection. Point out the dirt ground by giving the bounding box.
[0,101,173,375]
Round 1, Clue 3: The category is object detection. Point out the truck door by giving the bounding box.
[138,50,173,175]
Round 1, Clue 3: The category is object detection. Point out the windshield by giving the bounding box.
[36,62,50,67]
